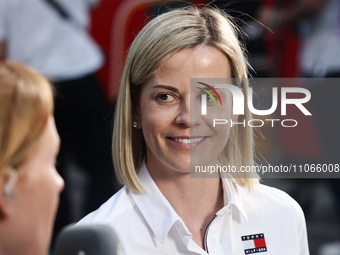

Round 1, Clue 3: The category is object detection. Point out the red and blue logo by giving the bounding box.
[241,233,267,254]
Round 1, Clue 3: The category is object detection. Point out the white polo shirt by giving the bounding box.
[78,163,309,255]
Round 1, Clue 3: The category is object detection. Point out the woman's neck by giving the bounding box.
[147,161,225,249]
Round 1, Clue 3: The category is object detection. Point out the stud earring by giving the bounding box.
[133,121,139,128]
[4,168,18,202]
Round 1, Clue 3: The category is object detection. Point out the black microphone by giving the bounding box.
[54,224,124,255]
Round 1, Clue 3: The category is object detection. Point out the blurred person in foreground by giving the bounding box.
[0,0,121,237]
[79,6,309,255]
[0,61,64,255]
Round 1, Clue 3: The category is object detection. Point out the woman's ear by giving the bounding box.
[0,191,10,219]
[0,169,17,219]
[132,88,142,129]
[133,117,142,129]
[132,103,142,129]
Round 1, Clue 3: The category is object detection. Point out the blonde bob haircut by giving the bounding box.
[0,61,54,175]
[113,6,259,192]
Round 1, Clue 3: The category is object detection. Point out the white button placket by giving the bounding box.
[206,206,232,254]
[210,236,217,245]
[204,215,219,254]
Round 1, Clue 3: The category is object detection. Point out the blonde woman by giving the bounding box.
[79,6,309,255]
[0,61,64,255]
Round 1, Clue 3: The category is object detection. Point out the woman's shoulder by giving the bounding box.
[255,183,302,208]
[77,186,135,225]
[241,182,305,220]
[233,182,309,254]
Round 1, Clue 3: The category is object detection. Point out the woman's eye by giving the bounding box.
[206,94,215,102]
[199,93,215,103]
[157,94,176,102]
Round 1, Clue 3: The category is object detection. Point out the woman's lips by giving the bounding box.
[166,136,207,149]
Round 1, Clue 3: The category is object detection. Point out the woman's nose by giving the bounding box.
[175,96,200,127]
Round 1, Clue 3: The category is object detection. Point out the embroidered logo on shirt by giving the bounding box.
[241,233,267,254]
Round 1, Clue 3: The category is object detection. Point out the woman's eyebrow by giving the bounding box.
[152,85,179,93]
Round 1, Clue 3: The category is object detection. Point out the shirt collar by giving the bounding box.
[221,176,248,221]
[129,162,248,244]
[129,162,187,244]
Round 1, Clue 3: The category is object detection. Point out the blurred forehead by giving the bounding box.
[152,45,232,84]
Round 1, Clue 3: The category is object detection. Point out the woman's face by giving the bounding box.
[137,45,236,176]
[9,117,64,255]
